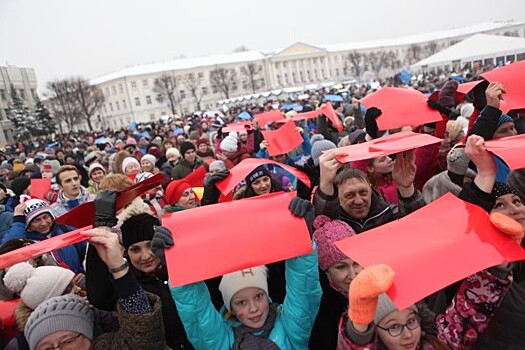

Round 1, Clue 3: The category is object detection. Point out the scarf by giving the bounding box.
[232,304,280,350]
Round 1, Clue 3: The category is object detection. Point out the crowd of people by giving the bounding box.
[0,69,524,350]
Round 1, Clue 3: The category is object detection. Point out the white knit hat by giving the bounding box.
[219,266,269,312]
[122,157,140,173]
[88,162,106,178]
[220,132,239,153]
[23,199,55,228]
[4,262,74,310]
[141,154,157,166]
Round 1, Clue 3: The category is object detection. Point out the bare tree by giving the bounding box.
[70,77,104,131]
[153,74,178,116]
[345,51,366,81]
[366,51,393,79]
[45,79,81,133]
[183,73,204,111]
[233,45,250,53]
[241,63,264,93]
[209,67,238,99]
[425,41,439,55]
[406,44,423,63]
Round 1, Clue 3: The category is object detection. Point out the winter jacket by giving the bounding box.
[371,175,398,205]
[1,218,86,274]
[314,185,425,233]
[170,244,322,350]
[337,269,512,349]
[171,158,208,180]
[51,187,94,217]
[222,143,250,169]
[0,205,13,242]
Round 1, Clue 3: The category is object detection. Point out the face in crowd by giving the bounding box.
[338,177,373,219]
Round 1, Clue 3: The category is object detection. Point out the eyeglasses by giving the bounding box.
[376,315,420,337]
[39,333,82,350]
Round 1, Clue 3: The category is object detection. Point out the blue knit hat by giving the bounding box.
[497,114,513,127]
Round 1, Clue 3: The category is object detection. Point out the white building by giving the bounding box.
[88,21,525,130]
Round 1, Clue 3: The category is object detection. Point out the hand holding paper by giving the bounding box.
[392,150,416,197]
[466,135,496,193]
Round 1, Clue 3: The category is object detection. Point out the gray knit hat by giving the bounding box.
[209,160,227,172]
[25,294,94,350]
[446,145,470,176]
[374,293,418,325]
[311,136,337,166]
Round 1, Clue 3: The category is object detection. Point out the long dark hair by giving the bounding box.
[242,177,282,199]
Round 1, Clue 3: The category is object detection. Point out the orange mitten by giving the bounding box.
[490,212,524,244]
[348,264,395,325]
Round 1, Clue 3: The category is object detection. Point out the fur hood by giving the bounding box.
[117,197,153,226]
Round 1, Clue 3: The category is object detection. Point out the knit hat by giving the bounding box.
[165,147,181,160]
[25,294,94,350]
[135,171,154,184]
[0,163,13,171]
[446,120,463,142]
[42,160,61,175]
[4,262,74,310]
[83,152,99,167]
[497,114,514,127]
[179,141,196,156]
[88,162,105,179]
[196,138,209,147]
[245,165,271,188]
[313,215,356,271]
[460,103,474,119]
[219,266,269,312]
[126,137,137,145]
[438,80,459,109]
[121,213,160,249]
[209,160,227,173]
[141,154,157,166]
[10,177,31,196]
[165,179,191,205]
[508,169,525,201]
[122,157,140,173]
[492,182,519,200]
[220,132,239,153]
[23,199,55,228]
[310,134,325,145]
[13,162,25,173]
[311,137,337,166]
[374,293,418,325]
[446,145,470,176]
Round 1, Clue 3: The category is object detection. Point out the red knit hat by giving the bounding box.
[196,138,209,147]
[165,179,191,205]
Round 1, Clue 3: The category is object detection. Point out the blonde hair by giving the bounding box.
[99,174,134,191]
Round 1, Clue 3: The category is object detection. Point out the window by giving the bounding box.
[135,97,140,106]
[122,99,127,108]
[202,87,208,95]
[112,86,116,95]
[242,81,248,90]
[283,62,287,68]
[179,90,185,99]
[142,79,148,87]
[336,68,340,76]
[150,113,155,120]
[275,62,280,69]
[105,87,110,96]
[131,81,137,88]
[212,85,218,94]
[284,73,288,84]
[198,72,204,79]
[119,84,123,93]
[115,101,120,110]
[146,95,152,104]
[292,72,296,83]
[103,105,107,113]
[31,89,37,100]
[299,71,304,82]
[109,103,114,112]
[0,89,5,101]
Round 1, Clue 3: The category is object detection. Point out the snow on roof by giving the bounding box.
[412,34,525,67]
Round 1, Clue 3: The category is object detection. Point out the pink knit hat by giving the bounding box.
[313,215,356,271]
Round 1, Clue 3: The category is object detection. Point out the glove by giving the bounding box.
[427,99,452,117]
[364,107,382,139]
[289,197,315,236]
[348,264,395,325]
[151,226,174,264]
[93,190,118,228]
[490,212,524,244]
[204,169,230,187]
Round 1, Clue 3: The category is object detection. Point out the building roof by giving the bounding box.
[90,21,524,85]
[412,33,525,67]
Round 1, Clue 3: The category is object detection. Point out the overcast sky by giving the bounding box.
[1,0,524,94]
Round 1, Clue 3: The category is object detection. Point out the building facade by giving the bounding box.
[88,21,525,130]
[0,65,39,145]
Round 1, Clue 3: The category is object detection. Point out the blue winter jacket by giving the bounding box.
[170,244,322,350]
[1,216,86,274]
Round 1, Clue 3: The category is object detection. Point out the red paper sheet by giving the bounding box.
[164,191,313,287]
[184,165,207,188]
[30,178,51,200]
[56,173,168,227]
[481,61,525,111]
[484,134,525,170]
[457,80,484,94]
[0,226,91,269]
[261,120,303,156]
[254,110,284,125]
[215,158,311,195]
[360,87,443,130]
[335,131,442,163]
[335,193,525,310]
[319,102,344,132]
[222,121,253,133]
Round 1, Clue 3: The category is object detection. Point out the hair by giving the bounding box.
[99,174,134,191]
[56,165,80,185]
[365,157,393,188]
[242,176,281,199]
[335,167,370,187]
[113,150,131,174]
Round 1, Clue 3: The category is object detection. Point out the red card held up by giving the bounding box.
[360,87,443,130]
[484,134,525,170]
[261,120,303,157]
[56,173,168,227]
[335,193,525,310]
[222,121,253,133]
[0,226,91,269]
[481,61,525,111]
[164,191,313,287]
[254,110,284,125]
[319,102,344,132]
[335,142,386,163]
[184,165,207,188]
[30,178,51,200]
[215,158,311,195]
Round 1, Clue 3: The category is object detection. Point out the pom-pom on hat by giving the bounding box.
[220,132,239,153]
[24,294,94,350]
[165,179,191,205]
[313,215,356,271]
[4,262,74,310]
[219,266,269,312]
[23,198,55,228]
